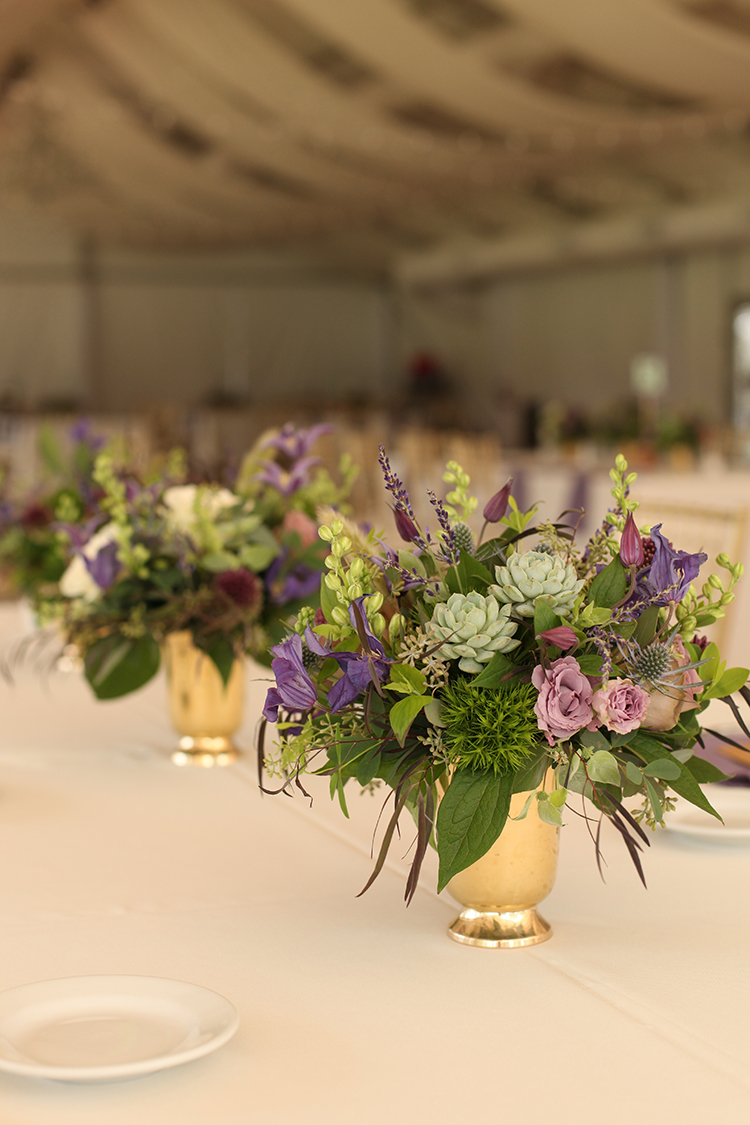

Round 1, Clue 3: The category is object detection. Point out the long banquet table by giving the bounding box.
[0,602,749,1123]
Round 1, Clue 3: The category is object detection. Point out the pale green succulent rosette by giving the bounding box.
[428,590,520,673]
[490,549,584,618]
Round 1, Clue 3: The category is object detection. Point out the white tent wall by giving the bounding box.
[96,269,395,411]
[0,213,85,408]
[397,246,750,435]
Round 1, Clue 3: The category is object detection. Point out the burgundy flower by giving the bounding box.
[20,504,52,530]
[620,511,644,568]
[537,625,578,651]
[483,479,513,523]
[392,506,418,543]
[215,568,262,612]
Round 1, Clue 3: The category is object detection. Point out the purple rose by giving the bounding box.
[531,656,596,746]
[592,678,649,735]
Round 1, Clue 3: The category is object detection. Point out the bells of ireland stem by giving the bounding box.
[483,479,513,523]
[392,506,418,543]
[620,511,644,568]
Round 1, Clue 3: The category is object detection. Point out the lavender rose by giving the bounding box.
[531,656,597,746]
[592,678,649,735]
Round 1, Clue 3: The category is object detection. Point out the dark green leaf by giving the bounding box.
[683,757,730,785]
[84,634,161,700]
[633,604,660,648]
[355,746,382,787]
[576,654,603,677]
[533,596,560,638]
[511,745,549,793]
[436,769,513,892]
[456,550,492,593]
[199,634,235,687]
[588,556,628,608]
[472,651,517,689]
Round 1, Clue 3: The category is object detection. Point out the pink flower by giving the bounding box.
[532,656,597,746]
[592,678,650,734]
[282,509,319,549]
[641,635,702,732]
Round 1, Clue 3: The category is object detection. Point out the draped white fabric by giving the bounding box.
[4,1,750,268]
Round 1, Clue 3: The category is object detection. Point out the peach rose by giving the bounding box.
[641,635,702,732]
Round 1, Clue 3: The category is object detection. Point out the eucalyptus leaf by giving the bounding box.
[629,733,722,820]
[436,769,513,892]
[537,800,563,827]
[587,749,621,786]
[642,757,681,781]
[238,543,278,571]
[202,551,240,573]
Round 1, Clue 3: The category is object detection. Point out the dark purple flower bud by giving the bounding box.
[392,506,418,543]
[620,511,644,568]
[483,479,513,523]
[537,626,578,650]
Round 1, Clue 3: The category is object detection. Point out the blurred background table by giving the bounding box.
[0,600,748,1124]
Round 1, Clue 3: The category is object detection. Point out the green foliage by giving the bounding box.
[84,634,161,700]
[440,677,540,776]
[436,769,513,892]
[588,556,628,608]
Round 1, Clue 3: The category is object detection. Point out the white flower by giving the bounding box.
[59,524,120,602]
[162,484,238,534]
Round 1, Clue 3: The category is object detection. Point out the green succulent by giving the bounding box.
[491,549,584,618]
[428,591,520,673]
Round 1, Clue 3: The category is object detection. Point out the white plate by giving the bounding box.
[0,976,239,1082]
[666,784,750,843]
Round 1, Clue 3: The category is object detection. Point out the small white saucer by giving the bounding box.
[0,976,239,1082]
[666,784,750,843]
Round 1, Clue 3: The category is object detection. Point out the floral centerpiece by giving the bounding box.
[260,451,747,938]
[31,423,355,702]
[0,420,106,597]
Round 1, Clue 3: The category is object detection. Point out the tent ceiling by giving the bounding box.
[3,0,750,275]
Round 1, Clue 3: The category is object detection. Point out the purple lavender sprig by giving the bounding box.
[378,445,431,554]
[427,489,458,564]
[588,625,614,679]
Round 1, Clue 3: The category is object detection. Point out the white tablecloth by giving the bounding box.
[0,602,749,1123]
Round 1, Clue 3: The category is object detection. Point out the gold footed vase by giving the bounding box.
[446,781,559,949]
[164,632,244,768]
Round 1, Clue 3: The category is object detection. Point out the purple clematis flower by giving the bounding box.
[84,541,120,590]
[646,525,707,604]
[256,457,321,496]
[263,633,318,722]
[305,598,391,712]
[70,417,106,450]
[262,423,332,463]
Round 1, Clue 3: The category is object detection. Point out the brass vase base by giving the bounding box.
[171,736,240,768]
[448,907,552,949]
